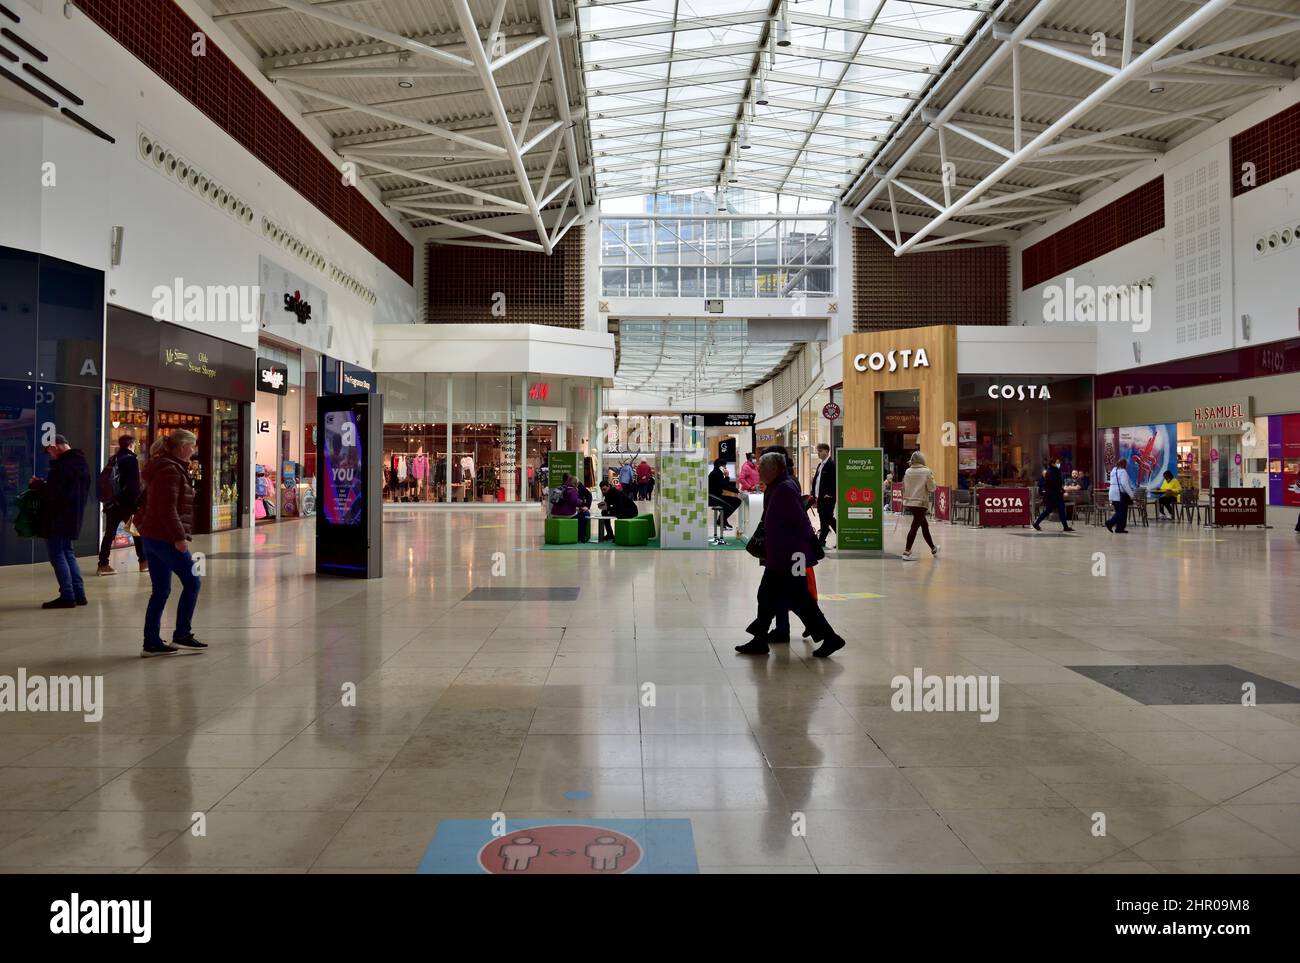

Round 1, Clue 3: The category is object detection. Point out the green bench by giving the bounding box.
[637,513,656,539]
[614,516,650,546]
[545,516,578,544]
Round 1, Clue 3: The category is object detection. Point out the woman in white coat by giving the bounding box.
[901,451,940,561]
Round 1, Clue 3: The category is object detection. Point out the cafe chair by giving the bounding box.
[1091,490,1110,526]
[1178,488,1200,525]
[1131,490,1150,528]
[953,489,975,526]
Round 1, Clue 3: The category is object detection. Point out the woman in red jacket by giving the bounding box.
[134,429,205,657]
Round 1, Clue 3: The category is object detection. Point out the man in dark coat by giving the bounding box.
[737,452,845,658]
[30,435,92,608]
[97,435,148,575]
[1032,458,1074,532]
[811,442,837,547]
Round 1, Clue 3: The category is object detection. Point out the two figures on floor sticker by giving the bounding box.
[497,834,627,872]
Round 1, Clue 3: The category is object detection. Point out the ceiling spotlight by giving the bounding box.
[775,20,791,47]
[1148,79,1165,94]
[754,78,768,106]
[715,188,727,211]
[398,76,414,89]
[738,126,751,149]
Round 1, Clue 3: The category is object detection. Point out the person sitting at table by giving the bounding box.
[1157,470,1181,520]
[1077,471,1091,491]
[597,480,639,542]
[708,457,742,530]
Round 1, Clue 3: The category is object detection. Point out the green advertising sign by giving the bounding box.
[546,451,578,515]
[836,448,884,551]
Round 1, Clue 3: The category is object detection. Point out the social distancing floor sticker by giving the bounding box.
[418,819,699,874]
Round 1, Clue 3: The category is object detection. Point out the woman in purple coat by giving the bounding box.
[736,452,845,659]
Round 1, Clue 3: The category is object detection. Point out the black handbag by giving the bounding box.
[745,520,765,559]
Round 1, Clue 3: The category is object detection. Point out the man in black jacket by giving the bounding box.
[811,443,837,548]
[30,435,92,609]
[1032,459,1074,532]
[597,481,639,542]
[97,435,147,575]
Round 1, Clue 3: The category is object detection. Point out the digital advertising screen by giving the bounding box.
[321,408,364,526]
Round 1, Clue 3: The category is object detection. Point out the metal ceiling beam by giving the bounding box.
[1031,26,1296,80]
[346,155,529,210]
[394,208,546,251]
[214,0,384,24]
[260,0,476,70]
[275,79,509,154]
[449,0,551,250]
[893,0,1240,255]
[257,21,564,72]
[536,0,588,218]
[301,83,553,118]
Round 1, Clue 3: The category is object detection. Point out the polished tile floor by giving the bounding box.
[0,507,1298,874]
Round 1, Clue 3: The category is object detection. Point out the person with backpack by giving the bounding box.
[134,429,205,656]
[28,435,92,609]
[97,435,147,575]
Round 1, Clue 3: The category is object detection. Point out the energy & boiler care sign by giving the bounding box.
[836,448,884,550]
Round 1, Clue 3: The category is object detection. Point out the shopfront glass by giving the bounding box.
[253,345,318,522]
[957,376,1094,488]
[377,373,602,503]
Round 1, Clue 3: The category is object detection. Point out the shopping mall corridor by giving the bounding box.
[0,508,1298,874]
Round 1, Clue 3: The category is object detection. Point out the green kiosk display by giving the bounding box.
[544,451,580,544]
[835,448,884,551]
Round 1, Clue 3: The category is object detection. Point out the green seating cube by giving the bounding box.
[615,517,650,546]
[637,513,656,539]
[545,516,578,544]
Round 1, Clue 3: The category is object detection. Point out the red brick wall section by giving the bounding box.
[1020,177,1163,290]
[1231,98,1300,198]
[425,228,585,327]
[72,0,413,284]
[853,229,1008,331]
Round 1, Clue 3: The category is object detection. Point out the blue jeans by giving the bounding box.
[141,538,202,644]
[45,537,85,601]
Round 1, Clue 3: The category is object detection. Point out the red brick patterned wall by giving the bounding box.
[72,0,413,284]
[853,229,1008,331]
[1020,177,1164,291]
[1231,99,1300,198]
[425,228,585,327]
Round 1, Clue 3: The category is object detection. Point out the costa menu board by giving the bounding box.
[1213,488,1265,526]
[977,487,1032,527]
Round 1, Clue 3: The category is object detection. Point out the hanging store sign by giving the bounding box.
[257,358,289,395]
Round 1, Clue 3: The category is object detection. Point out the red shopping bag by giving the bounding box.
[807,567,817,601]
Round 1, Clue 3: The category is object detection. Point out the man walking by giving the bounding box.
[1032,458,1074,532]
[29,435,92,609]
[1106,457,1136,534]
[97,435,148,575]
[811,443,837,547]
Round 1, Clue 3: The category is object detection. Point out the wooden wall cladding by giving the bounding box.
[425,228,585,327]
[840,325,958,488]
[853,229,1008,331]
[72,0,413,284]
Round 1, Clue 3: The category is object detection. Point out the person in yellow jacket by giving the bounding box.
[1157,470,1181,520]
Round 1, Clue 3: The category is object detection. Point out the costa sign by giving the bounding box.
[977,487,1032,527]
[987,384,1051,400]
[1213,488,1265,526]
[853,348,930,373]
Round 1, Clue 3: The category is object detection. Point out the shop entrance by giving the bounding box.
[878,389,920,483]
[157,409,212,535]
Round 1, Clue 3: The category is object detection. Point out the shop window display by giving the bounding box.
[957,376,1094,488]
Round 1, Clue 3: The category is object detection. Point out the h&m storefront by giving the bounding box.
[1095,338,1300,510]
[106,307,254,534]
[376,373,602,503]
[837,326,1095,487]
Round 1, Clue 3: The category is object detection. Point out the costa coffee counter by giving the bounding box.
[838,325,1095,490]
